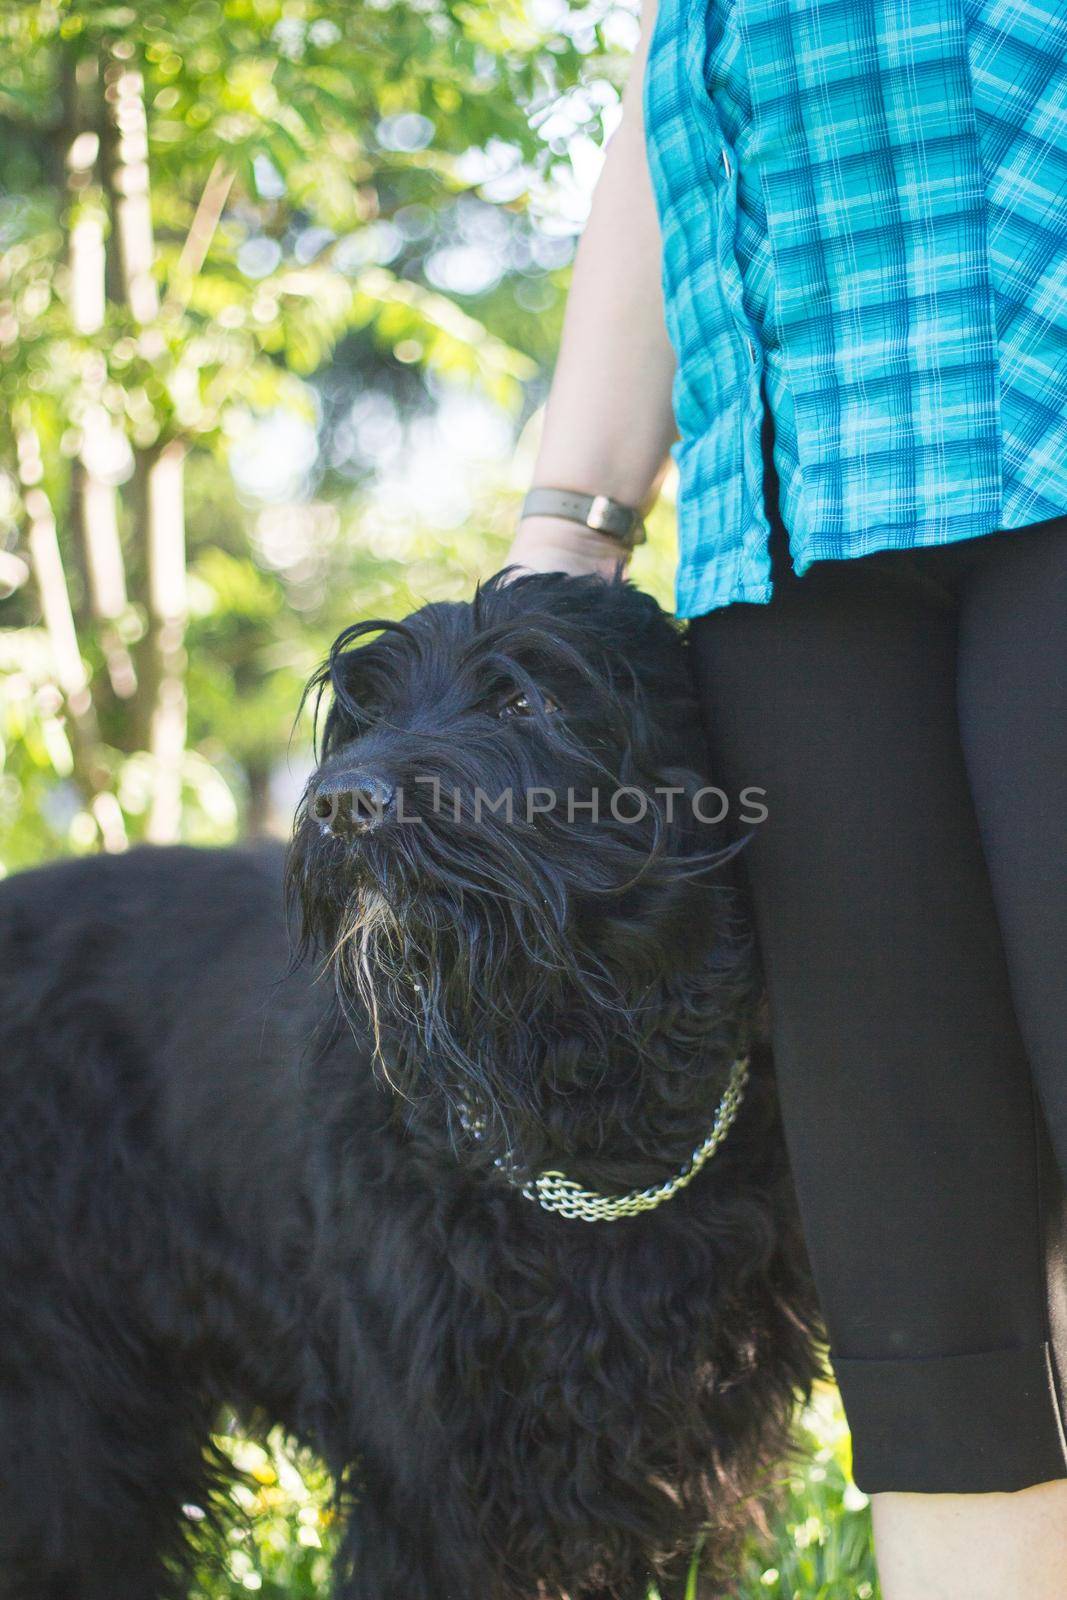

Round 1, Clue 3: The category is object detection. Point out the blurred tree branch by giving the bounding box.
[172,157,233,294]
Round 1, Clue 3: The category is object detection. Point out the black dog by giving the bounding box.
[0,572,821,1600]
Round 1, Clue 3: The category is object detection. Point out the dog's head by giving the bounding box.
[288,571,756,1174]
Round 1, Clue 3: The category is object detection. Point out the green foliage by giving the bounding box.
[0,619,244,864]
[185,1390,879,1599]
[0,0,600,454]
[187,1430,337,1599]
[0,0,637,865]
[0,625,83,866]
[733,1387,880,1600]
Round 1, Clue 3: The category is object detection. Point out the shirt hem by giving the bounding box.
[788,502,1067,577]
[676,576,773,618]
[679,494,1067,619]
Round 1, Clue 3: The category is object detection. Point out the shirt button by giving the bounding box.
[746,336,757,362]
[721,147,732,181]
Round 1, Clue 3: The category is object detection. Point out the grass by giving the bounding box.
[188,1383,879,1599]
[729,1383,879,1600]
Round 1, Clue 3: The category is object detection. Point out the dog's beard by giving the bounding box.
[290,777,750,1180]
[296,804,600,1114]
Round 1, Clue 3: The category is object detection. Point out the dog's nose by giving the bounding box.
[311,773,396,835]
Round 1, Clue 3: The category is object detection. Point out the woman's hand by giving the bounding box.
[503,514,631,582]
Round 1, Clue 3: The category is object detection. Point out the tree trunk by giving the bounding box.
[140,441,188,844]
[16,423,127,852]
[102,46,159,325]
[103,42,189,843]
[244,761,276,838]
[65,48,137,701]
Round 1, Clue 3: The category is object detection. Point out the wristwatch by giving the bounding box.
[519,488,646,549]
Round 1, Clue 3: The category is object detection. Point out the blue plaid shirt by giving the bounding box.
[643,0,1067,617]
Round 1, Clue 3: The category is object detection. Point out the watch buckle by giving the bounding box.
[586,495,616,534]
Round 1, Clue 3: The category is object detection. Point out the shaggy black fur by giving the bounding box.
[0,572,822,1600]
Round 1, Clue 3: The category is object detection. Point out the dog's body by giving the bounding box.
[0,575,820,1600]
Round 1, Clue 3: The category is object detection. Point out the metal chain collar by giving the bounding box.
[503,1054,750,1223]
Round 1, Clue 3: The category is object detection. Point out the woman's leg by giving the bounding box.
[688,540,1067,1587]
[871,515,1067,1599]
[870,1478,1067,1600]
[955,516,1067,1181]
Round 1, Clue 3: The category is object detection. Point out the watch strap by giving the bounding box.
[520,488,646,548]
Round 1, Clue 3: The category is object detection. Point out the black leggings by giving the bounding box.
[689,512,1067,1495]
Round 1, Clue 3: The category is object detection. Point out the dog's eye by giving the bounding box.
[499,690,558,719]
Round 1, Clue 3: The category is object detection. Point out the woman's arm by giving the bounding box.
[506,0,677,578]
